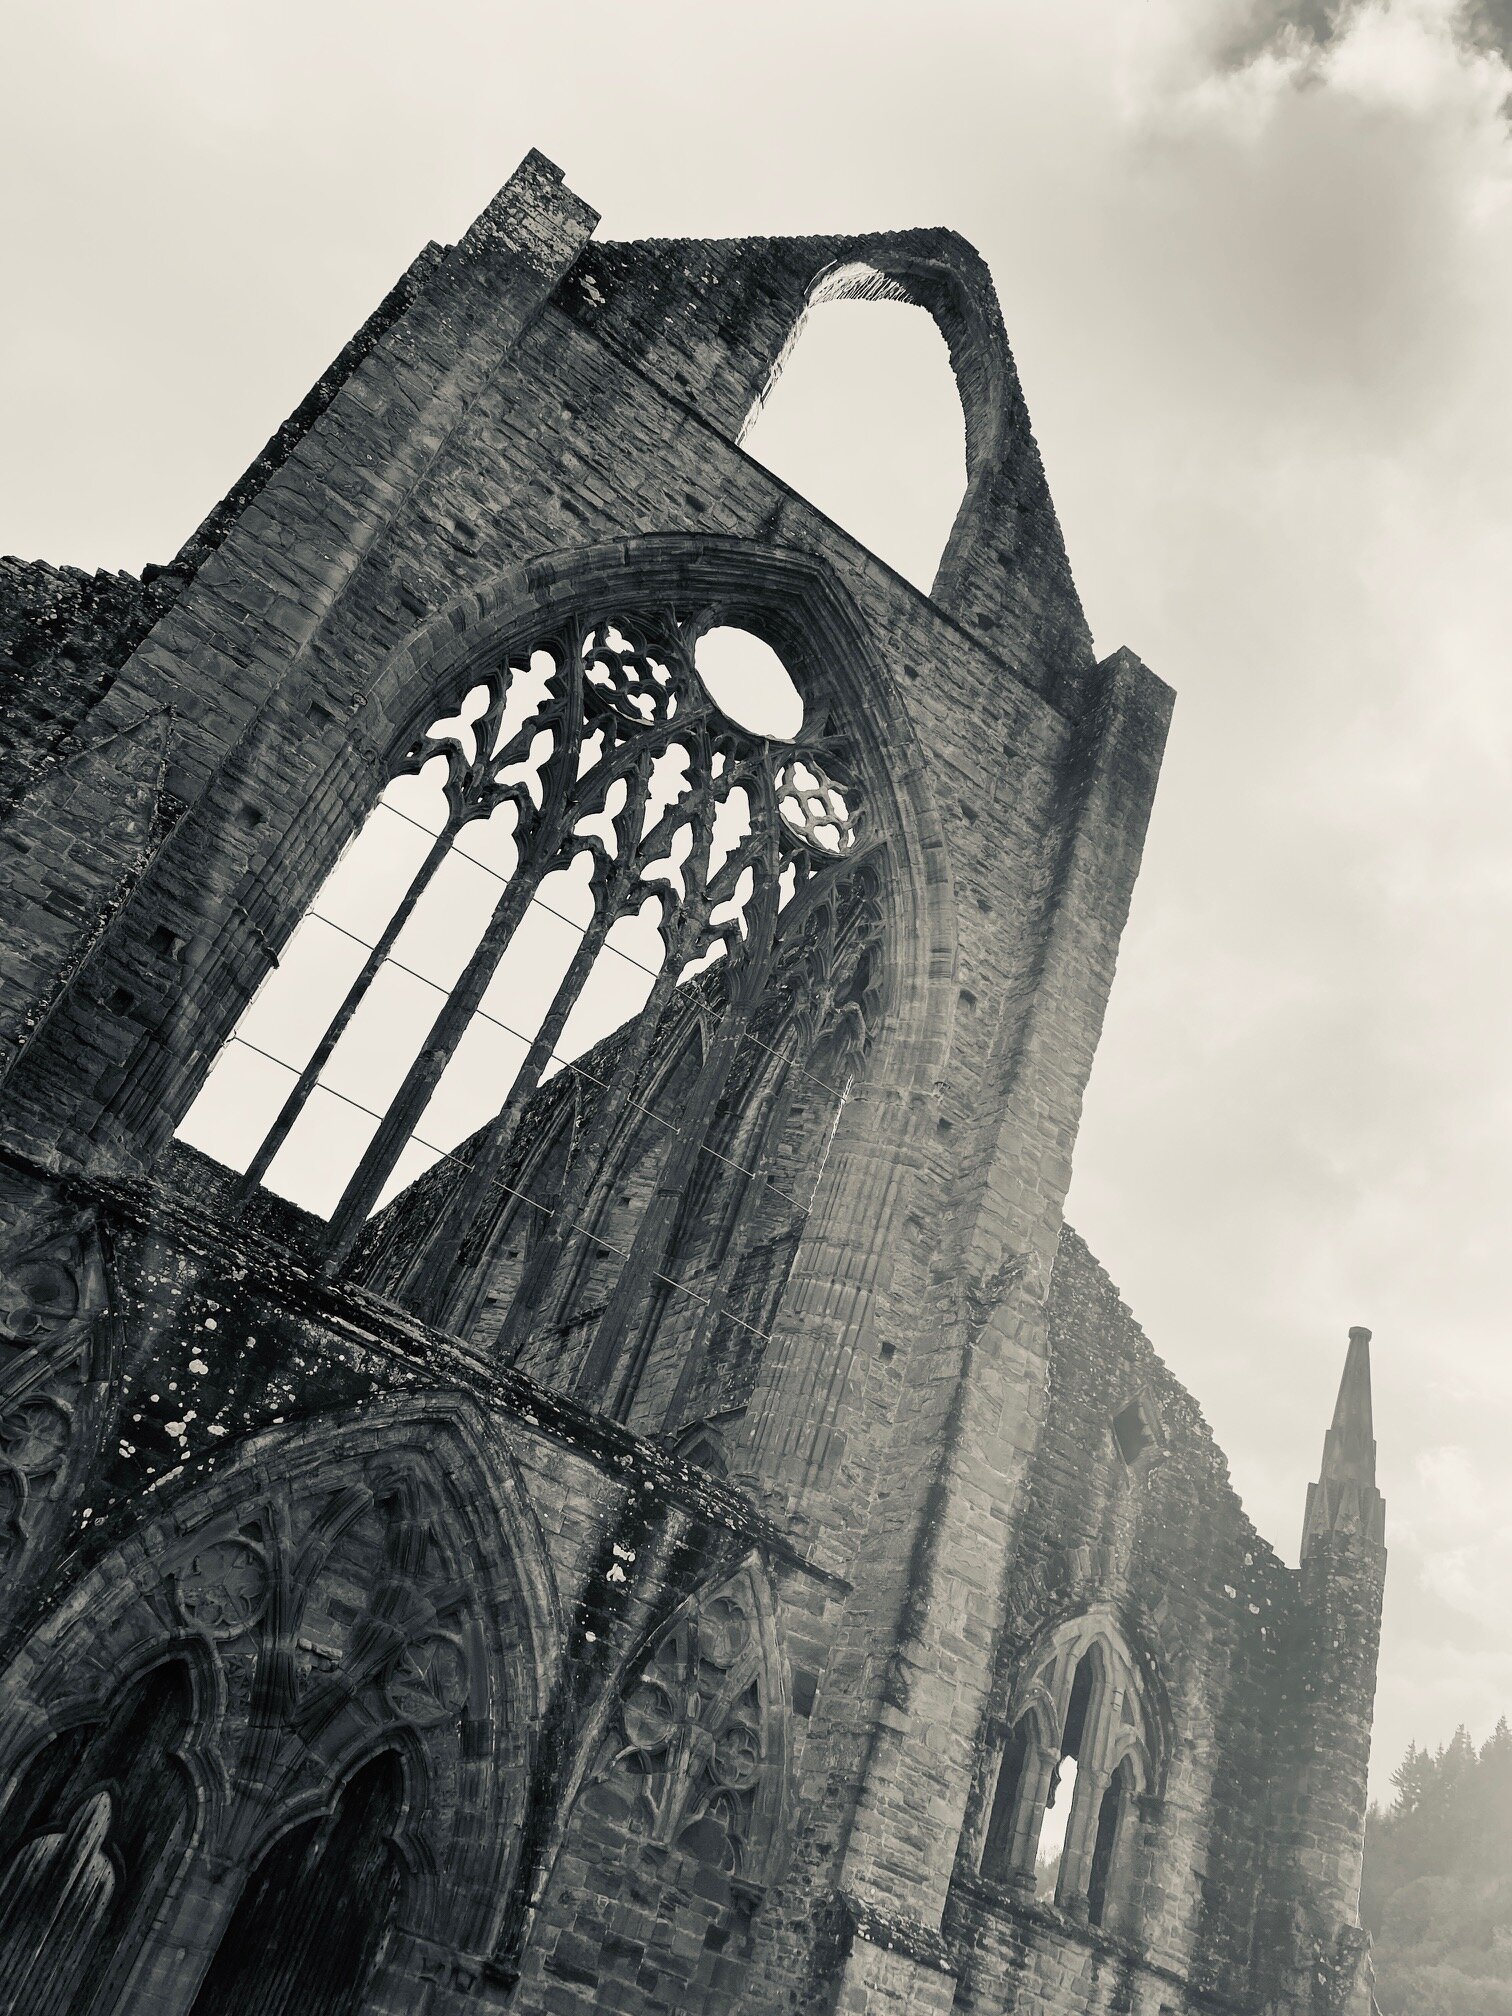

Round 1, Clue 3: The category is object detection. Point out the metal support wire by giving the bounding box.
[226,1031,796,1356]
[300,906,805,1212]
[372,795,860,1105]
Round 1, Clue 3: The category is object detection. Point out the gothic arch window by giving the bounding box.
[0,1399,550,2014]
[175,601,873,1345]
[187,1749,406,2016]
[739,274,968,591]
[1087,1752,1142,1931]
[515,1557,787,2014]
[1037,1642,1104,1899]
[974,1616,1161,1932]
[979,1713,1033,1883]
[0,1657,197,2016]
[0,1206,117,1623]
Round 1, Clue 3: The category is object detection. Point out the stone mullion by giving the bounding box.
[408,748,669,1330]
[321,656,596,1266]
[1057,1668,1120,1911]
[583,979,769,1415]
[408,864,634,1323]
[115,1847,246,2016]
[1056,1761,1111,1916]
[655,1033,801,1434]
[239,806,463,1195]
[485,752,738,1354]
[494,873,722,1362]
[504,945,695,1346]
[577,832,784,1413]
[322,840,569,1265]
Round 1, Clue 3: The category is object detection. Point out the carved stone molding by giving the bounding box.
[0,1203,117,1612]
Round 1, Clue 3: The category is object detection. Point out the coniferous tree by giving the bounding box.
[1362,1717,1512,2015]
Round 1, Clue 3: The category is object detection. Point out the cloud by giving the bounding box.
[1213,0,1349,68]
[1402,1447,1512,1618]
[6,0,1511,1804]
[1213,0,1512,75]
[1059,0,1512,1787]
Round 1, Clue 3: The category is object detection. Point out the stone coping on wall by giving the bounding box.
[543,293,1096,728]
[0,1145,847,1593]
[948,1868,1257,2016]
[830,1889,958,1975]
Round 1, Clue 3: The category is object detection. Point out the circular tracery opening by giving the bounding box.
[693,626,804,741]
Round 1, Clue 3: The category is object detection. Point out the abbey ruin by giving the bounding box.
[0,153,1385,2016]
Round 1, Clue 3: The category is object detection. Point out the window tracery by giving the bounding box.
[185,1749,405,2016]
[510,1558,788,2016]
[0,1659,197,2016]
[974,1616,1160,1934]
[0,1208,116,1618]
[176,604,872,1330]
[0,1402,545,2015]
[590,1560,786,1882]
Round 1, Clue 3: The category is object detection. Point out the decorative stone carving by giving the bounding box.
[0,1392,71,1476]
[207,600,868,1284]
[174,1534,272,1640]
[599,1558,787,1885]
[0,1399,546,2015]
[775,754,858,857]
[385,1631,470,1726]
[961,1252,1029,1343]
[0,1208,115,1603]
[0,1237,83,1344]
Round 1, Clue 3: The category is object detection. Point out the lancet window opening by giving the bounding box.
[0,1658,198,2016]
[177,605,871,1323]
[976,1620,1158,1933]
[185,1749,406,2016]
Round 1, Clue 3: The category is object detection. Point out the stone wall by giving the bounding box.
[943,1228,1299,2015]
[0,150,1378,2016]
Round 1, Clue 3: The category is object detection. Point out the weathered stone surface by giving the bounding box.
[0,152,1381,2016]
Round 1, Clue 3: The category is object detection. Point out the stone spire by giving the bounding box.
[1303,1326,1386,1554]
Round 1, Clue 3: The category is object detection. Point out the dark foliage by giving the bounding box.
[1362,1717,1512,2015]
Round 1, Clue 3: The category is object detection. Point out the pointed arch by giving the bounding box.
[558,231,1094,697]
[513,1552,790,2014]
[972,1609,1165,1923]
[0,1393,559,2003]
[0,1653,206,2016]
[786,245,1036,613]
[186,1746,409,2016]
[0,1193,122,1624]
[163,541,954,1363]
[738,285,968,591]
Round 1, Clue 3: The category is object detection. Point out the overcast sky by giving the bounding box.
[6,0,1511,1797]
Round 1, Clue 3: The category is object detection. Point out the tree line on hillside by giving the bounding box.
[1361,1718,1512,2016]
